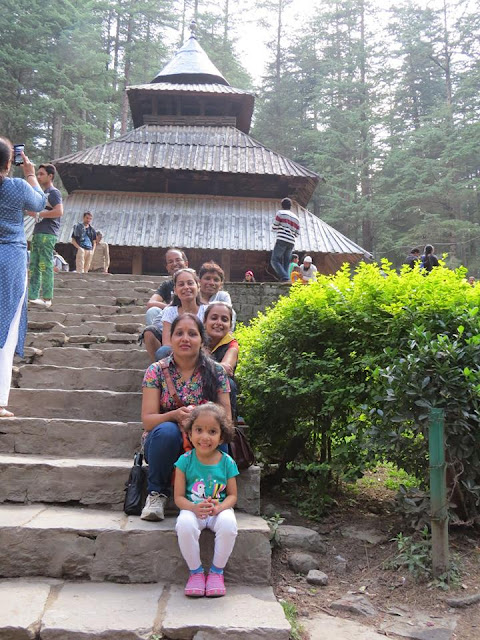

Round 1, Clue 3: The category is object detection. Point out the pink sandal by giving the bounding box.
[184,572,205,597]
[205,572,226,597]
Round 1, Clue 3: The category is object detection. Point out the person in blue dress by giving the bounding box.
[0,138,47,417]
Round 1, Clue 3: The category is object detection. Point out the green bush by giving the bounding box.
[236,261,480,519]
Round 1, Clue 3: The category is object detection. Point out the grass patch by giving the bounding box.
[281,600,305,640]
[357,463,419,492]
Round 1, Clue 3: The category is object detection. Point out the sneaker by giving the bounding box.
[29,298,46,307]
[44,300,52,308]
[140,491,167,521]
[205,572,226,597]
[184,572,206,597]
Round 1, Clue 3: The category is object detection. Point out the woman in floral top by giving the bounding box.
[140,313,231,521]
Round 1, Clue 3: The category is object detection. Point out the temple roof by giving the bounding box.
[126,83,255,132]
[26,191,364,256]
[151,35,228,85]
[54,125,320,206]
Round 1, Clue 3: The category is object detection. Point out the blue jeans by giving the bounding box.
[144,422,183,496]
[144,421,228,496]
[271,240,293,281]
[145,307,163,326]
[155,345,172,361]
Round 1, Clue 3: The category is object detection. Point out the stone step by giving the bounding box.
[8,388,142,422]
[0,417,142,458]
[54,287,152,299]
[0,505,271,585]
[40,303,120,315]
[0,579,290,639]
[55,272,168,283]
[0,454,260,514]
[14,365,144,391]
[89,342,144,351]
[50,294,119,305]
[28,320,117,335]
[39,303,146,316]
[34,346,149,369]
[28,311,147,326]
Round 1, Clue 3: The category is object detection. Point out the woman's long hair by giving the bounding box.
[171,268,201,307]
[0,137,12,187]
[170,313,223,402]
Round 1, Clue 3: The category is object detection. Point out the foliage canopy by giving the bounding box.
[236,263,480,520]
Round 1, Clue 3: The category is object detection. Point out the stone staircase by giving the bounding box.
[0,273,290,640]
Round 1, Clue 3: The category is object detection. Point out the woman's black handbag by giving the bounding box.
[229,426,255,470]
[124,452,147,515]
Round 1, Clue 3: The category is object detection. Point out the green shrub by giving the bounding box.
[236,261,480,518]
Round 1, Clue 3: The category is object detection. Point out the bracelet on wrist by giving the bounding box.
[26,174,35,178]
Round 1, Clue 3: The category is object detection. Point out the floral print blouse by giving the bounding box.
[142,354,230,411]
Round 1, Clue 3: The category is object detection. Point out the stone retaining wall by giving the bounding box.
[226,282,286,325]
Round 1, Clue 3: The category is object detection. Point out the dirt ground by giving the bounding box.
[266,470,480,639]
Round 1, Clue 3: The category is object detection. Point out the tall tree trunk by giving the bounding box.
[51,113,63,158]
[359,0,373,250]
[120,10,133,135]
[110,5,122,139]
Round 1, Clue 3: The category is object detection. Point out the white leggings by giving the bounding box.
[175,508,238,571]
[0,277,26,407]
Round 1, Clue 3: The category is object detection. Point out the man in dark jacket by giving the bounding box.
[71,211,97,273]
[404,248,421,269]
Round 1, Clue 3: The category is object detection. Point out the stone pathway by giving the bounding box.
[0,272,289,639]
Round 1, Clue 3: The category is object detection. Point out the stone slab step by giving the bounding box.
[55,272,167,283]
[54,287,152,299]
[8,388,142,422]
[0,417,142,457]
[0,454,260,514]
[42,303,120,315]
[51,294,118,305]
[36,346,149,369]
[0,505,271,584]
[41,304,145,316]
[14,365,144,391]
[0,579,289,639]
[89,342,144,351]
[24,332,67,348]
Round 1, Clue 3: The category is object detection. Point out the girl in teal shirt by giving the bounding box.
[174,403,239,598]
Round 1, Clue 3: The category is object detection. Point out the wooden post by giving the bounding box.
[132,248,143,275]
[429,408,449,577]
[222,251,231,282]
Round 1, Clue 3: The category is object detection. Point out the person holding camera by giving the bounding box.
[0,138,46,417]
[28,163,63,308]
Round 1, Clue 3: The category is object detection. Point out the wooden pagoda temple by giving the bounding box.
[46,32,366,279]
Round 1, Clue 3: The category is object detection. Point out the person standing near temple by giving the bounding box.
[71,211,97,273]
[270,197,300,283]
[299,256,317,283]
[28,163,63,308]
[89,230,110,273]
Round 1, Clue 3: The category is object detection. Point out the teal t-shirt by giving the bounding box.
[174,449,239,503]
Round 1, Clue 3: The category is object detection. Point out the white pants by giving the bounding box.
[0,277,27,406]
[175,508,238,570]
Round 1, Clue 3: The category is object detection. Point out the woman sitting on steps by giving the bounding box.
[204,302,239,420]
[145,268,206,362]
[140,313,231,521]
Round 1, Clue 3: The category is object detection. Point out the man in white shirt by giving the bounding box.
[299,256,317,283]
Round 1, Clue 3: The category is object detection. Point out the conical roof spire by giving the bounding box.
[151,33,229,86]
